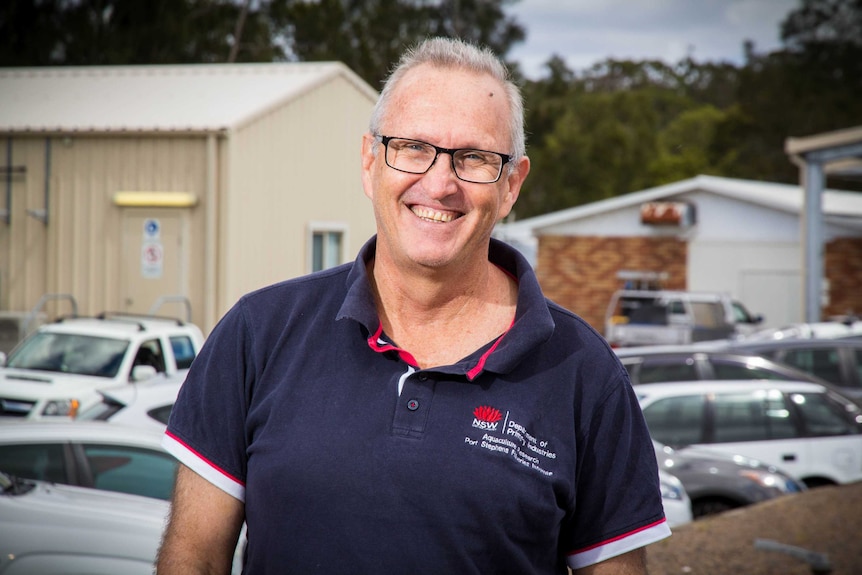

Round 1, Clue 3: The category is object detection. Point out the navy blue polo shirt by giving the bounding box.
[164,236,670,574]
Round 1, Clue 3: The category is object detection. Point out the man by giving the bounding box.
[157,37,670,574]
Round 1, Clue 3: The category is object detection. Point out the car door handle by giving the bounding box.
[782,454,797,462]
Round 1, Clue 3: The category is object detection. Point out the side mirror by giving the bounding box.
[131,364,158,382]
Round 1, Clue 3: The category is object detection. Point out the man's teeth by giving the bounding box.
[411,207,456,223]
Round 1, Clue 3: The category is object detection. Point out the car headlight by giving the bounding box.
[660,475,685,501]
[42,399,80,417]
[739,469,804,493]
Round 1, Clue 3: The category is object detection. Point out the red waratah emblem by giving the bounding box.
[473,406,502,423]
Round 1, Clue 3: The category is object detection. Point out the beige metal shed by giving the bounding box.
[0,62,379,335]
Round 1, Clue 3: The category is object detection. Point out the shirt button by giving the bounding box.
[407,399,420,411]
[418,374,428,381]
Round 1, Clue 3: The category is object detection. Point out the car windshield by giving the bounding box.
[7,332,129,377]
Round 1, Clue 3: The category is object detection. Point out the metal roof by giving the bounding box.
[0,62,377,134]
[504,175,862,234]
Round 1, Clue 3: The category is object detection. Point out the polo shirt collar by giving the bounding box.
[336,235,556,378]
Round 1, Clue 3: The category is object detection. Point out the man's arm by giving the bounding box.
[573,548,646,575]
[156,464,245,575]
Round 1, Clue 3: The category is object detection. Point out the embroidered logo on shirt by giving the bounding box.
[472,405,503,430]
[465,406,557,477]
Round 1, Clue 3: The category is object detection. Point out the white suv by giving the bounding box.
[0,313,204,420]
[636,380,862,488]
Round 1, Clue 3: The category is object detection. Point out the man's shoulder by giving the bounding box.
[242,264,353,305]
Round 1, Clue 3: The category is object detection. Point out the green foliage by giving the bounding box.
[0,0,859,215]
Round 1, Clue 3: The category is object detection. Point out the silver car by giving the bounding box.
[0,469,168,574]
[653,440,805,518]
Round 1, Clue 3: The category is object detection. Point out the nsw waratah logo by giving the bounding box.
[472,405,503,431]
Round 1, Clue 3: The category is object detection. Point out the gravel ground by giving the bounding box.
[646,480,862,575]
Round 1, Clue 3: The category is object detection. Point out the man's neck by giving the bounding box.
[368,251,517,368]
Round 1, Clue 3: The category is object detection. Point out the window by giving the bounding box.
[641,395,704,446]
[309,225,346,272]
[170,335,197,369]
[132,339,166,373]
[712,391,797,443]
[638,357,698,383]
[0,443,68,483]
[82,444,178,500]
[782,348,842,384]
[791,392,860,437]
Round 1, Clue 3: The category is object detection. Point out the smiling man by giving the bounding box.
[157,37,670,575]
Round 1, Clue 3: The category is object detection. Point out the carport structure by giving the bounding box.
[786,126,862,322]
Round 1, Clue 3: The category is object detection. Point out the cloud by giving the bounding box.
[505,0,799,78]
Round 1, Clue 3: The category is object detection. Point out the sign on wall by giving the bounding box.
[141,218,164,279]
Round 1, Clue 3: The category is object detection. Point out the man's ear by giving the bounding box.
[498,155,530,220]
[361,133,377,200]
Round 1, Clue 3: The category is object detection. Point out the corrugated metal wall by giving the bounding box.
[221,73,377,309]
[0,134,209,323]
[0,71,378,335]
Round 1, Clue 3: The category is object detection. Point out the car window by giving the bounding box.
[148,404,174,426]
[711,359,789,381]
[790,392,860,437]
[638,358,698,384]
[853,349,862,390]
[0,443,68,483]
[624,299,668,325]
[133,339,166,373]
[781,348,842,384]
[7,333,129,377]
[170,335,197,369]
[711,390,797,443]
[641,395,704,446]
[82,444,177,500]
[690,302,725,328]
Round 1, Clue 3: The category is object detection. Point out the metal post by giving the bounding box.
[801,161,825,323]
[754,538,831,574]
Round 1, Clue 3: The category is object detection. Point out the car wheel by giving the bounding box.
[692,498,739,519]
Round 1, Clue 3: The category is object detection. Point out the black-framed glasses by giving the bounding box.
[376,135,512,184]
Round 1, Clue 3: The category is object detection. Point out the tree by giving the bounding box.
[272,0,525,89]
[712,0,862,187]
[0,0,284,66]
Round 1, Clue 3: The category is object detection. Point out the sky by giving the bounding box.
[503,0,801,79]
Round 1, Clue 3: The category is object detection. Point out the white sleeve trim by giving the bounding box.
[567,520,672,570]
[162,432,246,502]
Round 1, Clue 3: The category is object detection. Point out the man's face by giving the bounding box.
[361,64,530,273]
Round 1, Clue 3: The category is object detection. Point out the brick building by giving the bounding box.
[495,175,862,334]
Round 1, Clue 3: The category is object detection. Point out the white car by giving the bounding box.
[636,380,862,488]
[657,469,693,527]
[78,372,185,431]
[0,469,169,575]
[0,420,177,500]
[0,420,245,573]
[0,314,204,420]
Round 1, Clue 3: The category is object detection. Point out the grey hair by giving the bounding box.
[369,37,526,163]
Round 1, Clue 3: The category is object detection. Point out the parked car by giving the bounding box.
[604,289,738,347]
[0,420,246,572]
[0,420,177,500]
[657,469,693,527]
[726,338,862,404]
[78,372,185,431]
[0,313,204,420]
[741,317,862,341]
[653,440,804,519]
[731,300,765,337]
[0,469,169,574]
[636,380,862,488]
[616,346,829,386]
